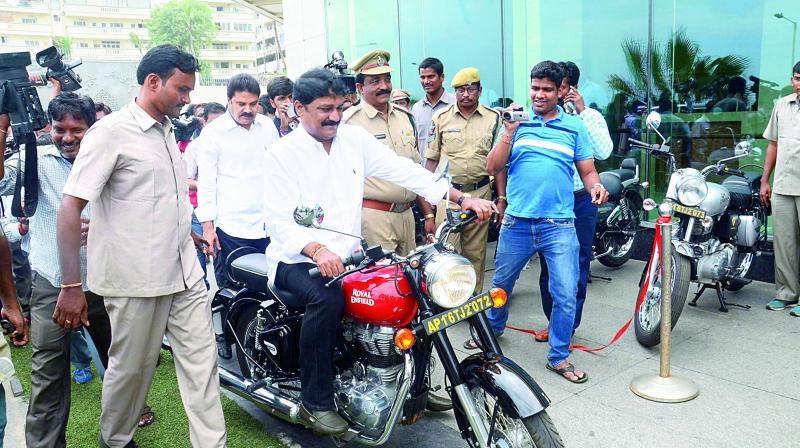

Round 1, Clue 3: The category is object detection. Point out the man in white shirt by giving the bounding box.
[196,74,279,289]
[263,68,495,435]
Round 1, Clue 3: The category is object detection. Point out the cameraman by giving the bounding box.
[0,93,115,447]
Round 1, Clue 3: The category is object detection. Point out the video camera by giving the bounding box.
[170,113,200,142]
[0,45,81,217]
[324,51,356,95]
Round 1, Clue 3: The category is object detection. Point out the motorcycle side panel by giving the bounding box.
[460,354,550,419]
[341,265,419,327]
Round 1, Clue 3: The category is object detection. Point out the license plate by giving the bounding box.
[422,292,493,336]
[669,202,706,219]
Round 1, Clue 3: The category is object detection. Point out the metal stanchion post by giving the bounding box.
[630,203,699,403]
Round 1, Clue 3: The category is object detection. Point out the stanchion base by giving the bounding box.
[630,373,699,403]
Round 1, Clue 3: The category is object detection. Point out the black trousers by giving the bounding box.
[26,272,112,448]
[213,228,269,290]
[275,262,344,411]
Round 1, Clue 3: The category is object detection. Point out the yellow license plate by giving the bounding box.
[422,292,493,336]
[669,202,706,219]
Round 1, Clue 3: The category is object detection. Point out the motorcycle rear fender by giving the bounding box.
[460,354,550,419]
[221,291,265,338]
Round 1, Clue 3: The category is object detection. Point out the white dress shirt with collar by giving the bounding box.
[263,123,450,281]
[195,110,280,239]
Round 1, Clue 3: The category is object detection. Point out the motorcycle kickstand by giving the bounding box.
[713,283,751,312]
[688,284,709,307]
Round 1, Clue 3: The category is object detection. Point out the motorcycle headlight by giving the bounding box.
[423,253,476,308]
[676,175,708,207]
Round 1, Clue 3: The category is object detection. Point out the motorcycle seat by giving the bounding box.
[599,171,624,202]
[602,168,636,183]
[230,253,305,308]
[722,173,760,209]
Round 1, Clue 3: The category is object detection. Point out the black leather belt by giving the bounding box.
[452,177,491,192]
[574,189,588,197]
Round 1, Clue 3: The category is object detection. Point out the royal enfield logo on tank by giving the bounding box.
[351,289,375,306]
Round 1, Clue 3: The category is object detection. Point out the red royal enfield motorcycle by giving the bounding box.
[212,205,564,447]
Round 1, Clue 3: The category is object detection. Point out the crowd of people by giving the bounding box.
[0,41,797,447]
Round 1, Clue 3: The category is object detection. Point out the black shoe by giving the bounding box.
[425,392,453,412]
[99,434,137,448]
[299,404,349,435]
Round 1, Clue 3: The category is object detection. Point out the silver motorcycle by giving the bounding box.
[631,112,767,347]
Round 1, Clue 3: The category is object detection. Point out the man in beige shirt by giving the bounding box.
[761,60,800,317]
[343,49,434,256]
[426,68,505,295]
[55,45,226,447]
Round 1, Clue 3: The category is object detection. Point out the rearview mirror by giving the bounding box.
[734,141,752,157]
[646,111,661,130]
[293,204,325,228]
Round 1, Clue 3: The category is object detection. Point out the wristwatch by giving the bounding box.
[457,193,471,206]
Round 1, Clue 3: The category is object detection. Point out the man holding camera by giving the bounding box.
[343,49,433,256]
[1,93,114,447]
[425,67,506,300]
[196,73,278,290]
[56,45,225,447]
[483,61,608,384]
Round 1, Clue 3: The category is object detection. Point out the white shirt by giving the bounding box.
[184,138,199,180]
[195,111,279,239]
[263,123,450,281]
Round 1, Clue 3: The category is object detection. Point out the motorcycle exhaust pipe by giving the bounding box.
[219,368,302,425]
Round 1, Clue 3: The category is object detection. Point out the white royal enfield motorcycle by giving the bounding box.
[630,112,768,347]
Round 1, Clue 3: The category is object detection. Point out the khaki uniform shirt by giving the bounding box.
[764,93,800,195]
[343,101,421,203]
[63,100,203,297]
[427,103,501,184]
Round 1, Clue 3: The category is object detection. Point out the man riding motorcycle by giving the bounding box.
[262,68,496,435]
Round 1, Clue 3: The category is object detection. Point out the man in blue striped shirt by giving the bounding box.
[483,61,608,383]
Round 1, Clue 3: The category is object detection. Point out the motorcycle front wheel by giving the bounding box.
[634,251,691,347]
[466,385,564,448]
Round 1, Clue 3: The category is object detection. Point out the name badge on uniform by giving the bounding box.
[374,133,387,140]
[444,128,461,133]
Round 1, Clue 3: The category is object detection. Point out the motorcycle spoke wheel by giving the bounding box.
[468,387,563,448]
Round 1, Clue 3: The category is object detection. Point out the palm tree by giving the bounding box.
[608,28,749,110]
[52,36,73,58]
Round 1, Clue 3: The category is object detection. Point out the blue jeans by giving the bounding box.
[192,212,210,289]
[540,192,598,332]
[69,328,92,371]
[0,384,5,447]
[487,215,579,367]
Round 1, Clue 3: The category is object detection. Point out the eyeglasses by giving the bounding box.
[455,85,480,94]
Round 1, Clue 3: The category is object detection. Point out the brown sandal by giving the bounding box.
[546,362,588,383]
[138,405,155,427]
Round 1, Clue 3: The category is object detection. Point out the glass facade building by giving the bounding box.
[324,0,800,215]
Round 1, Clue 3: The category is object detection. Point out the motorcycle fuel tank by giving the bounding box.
[698,183,731,217]
[341,265,418,327]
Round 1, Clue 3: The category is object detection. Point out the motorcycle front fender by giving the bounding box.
[673,241,696,258]
[460,354,550,419]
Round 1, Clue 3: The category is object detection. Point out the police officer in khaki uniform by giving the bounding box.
[343,49,433,255]
[425,68,506,293]
[391,89,411,109]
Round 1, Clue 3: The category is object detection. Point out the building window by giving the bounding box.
[101,41,120,48]
[53,15,60,22]
[74,20,86,26]
[233,23,252,32]
[220,62,229,68]
[25,40,39,47]
[216,6,223,11]
[0,37,6,44]
[235,63,241,69]
[22,18,37,24]
[92,22,97,27]
[110,23,123,28]
[138,23,144,28]
[79,42,88,48]
[130,23,136,28]
[242,64,249,69]
[212,43,229,50]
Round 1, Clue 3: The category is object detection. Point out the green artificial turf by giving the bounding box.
[9,345,286,448]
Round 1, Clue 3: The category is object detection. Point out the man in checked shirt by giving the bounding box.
[535,61,613,344]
